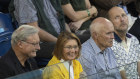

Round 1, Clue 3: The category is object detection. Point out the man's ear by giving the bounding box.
[17,41,23,48]
[92,32,98,39]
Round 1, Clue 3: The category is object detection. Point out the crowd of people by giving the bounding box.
[0,0,140,79]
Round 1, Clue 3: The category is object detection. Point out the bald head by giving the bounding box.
[90,17,113,35]
[90,17,114,50]
[108,6,126,20]
[107,6,128,33]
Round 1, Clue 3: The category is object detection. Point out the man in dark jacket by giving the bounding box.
[0,25,40,79]
[129,0,140,43]
[90,0,135,17]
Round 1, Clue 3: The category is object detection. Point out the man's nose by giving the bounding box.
[36,44,40,50]
[110,33,114,39]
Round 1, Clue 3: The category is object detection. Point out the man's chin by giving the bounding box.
[108,44,113,47]
[30,52,36,57]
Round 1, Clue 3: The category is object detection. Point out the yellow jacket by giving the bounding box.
[43,56,83,79]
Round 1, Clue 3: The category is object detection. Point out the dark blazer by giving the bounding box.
[129,17,140,43]
[0,48,38,79]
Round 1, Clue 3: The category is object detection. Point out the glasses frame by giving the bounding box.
[21,40,40,47]
[64,45,79,50]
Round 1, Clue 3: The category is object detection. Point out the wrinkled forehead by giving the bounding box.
[100,22,114,33]
[25,33,39,41]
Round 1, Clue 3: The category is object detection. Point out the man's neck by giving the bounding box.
[93,38,105,51]
[17,55,27,66]
[115,31,126,41]
[13,47,27,66]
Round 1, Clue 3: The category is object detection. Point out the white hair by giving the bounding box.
[11,25,39,45]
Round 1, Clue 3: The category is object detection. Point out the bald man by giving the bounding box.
[108,6,140,79]
[78,17,122,79]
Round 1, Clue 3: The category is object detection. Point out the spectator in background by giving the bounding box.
[89,0,135,17]
[9,0,91,66]
[9,0,71,67]
[129,0,140,43]
[0,25,39,79]
[78,17,121,79]
[89,0,121,17]
[61,0,97,33]
[43,32,85,79]
[0,0,11,13]
[89,0,136,29]
[108,6,140,79]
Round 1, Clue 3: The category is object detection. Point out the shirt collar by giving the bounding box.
[114,32,132,42]
[89,37,102,54]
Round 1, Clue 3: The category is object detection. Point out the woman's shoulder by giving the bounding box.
[47,56,60,66]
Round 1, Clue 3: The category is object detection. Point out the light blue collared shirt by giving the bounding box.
[78,37,121,79]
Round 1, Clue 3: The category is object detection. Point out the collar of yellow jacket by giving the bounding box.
[47,55,83,79]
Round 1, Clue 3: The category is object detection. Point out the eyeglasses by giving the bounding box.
[22,41,40,47]
[64,45,79,50]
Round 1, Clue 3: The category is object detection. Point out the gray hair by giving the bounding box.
[89,22,101,36]
[90,18,103,35]
[11,25,39,45]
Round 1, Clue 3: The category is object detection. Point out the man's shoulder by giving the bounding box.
[113,33,139,42]
[82,39,92,49]
[81,38,97,57]
[0,53,15,70]
[81,43,94,56]
[0,54,17,79]
[82,39,90,45]
[128,33,139,43]
[0,55,13,75]
[0,52,12,63]
[0,50,20,70]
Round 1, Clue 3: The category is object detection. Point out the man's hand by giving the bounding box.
[69,20,83,31]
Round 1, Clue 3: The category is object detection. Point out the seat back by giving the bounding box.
[0,13,14,56]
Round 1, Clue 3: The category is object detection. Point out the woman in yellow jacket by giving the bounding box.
[43,32,85,79]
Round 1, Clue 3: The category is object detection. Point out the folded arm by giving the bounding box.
[61,0,97,21]
[27,22,57,42]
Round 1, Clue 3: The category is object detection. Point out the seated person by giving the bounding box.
[61,0,97,32]
[9,0,90,65]
[9,0,71,67]
[43,32,85,79]
[78,17,122,79]
[108,6,140,79]
[0,25,40,78]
